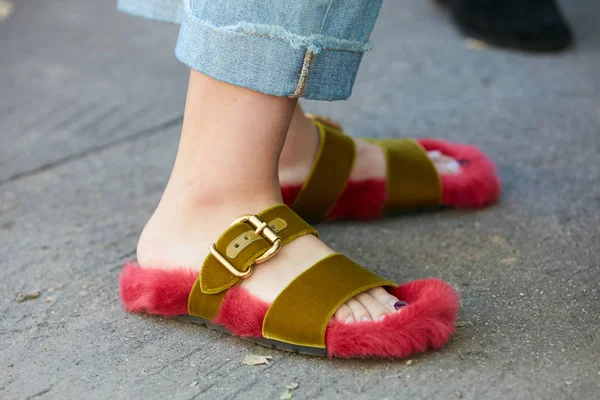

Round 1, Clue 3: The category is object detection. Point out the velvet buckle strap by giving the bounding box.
[200,204,318,294]
[209,214,282,280]
[188,205,318,320]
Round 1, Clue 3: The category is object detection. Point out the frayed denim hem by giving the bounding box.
[118,0,380,101]
[175,8,366,100]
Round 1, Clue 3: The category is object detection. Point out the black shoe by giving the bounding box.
[451,0,573,51]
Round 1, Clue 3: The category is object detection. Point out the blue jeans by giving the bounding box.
[118,0,383,100]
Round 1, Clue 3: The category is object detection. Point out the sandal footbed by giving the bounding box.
[120,264,459,359]
[281,138,500,221]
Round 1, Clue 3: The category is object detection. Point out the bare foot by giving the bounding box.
[279,105,461,186]
[138,196,406,324]
[137,71,406,326]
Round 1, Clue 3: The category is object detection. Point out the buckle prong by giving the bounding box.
[208,214,282,279]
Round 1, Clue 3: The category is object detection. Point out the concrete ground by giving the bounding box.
[1,0,599,399]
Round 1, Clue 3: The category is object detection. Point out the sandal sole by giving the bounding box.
[177,315,329,357]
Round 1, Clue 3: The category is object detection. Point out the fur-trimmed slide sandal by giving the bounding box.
[120,204,459,358]
[282,115,501,222]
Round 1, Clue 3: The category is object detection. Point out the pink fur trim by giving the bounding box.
[417,139,501,209]
[280,139,500,219]
[119,262,196,317]
[119,264,459,359]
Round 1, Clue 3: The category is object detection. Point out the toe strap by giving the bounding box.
[292,116,356,222]
[365,138,442,210]
[262,253,395,348]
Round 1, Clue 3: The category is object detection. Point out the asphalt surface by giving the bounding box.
[1,1,599,399]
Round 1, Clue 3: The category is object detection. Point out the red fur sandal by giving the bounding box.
[281,115,501,222]
[120,204,459,358]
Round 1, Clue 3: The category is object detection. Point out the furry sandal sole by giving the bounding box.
[178,314,329,356]
[121,205,460,358]
[282,138,500,221]
[120,263,460,359]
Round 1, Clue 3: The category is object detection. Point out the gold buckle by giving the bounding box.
[208,214,282,279]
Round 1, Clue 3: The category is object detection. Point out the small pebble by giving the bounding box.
[16,291,40,303]
[405,359,414,366]
[0,0,15,21]
[465,38,487,50]
[189,381,199,388]
[280,392,293,400]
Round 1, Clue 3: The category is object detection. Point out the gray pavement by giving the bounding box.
[1,0,599,399]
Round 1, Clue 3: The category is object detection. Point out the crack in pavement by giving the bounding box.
[0,115,183,187]
[24,384,55,400]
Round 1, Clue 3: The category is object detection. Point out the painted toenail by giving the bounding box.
[445,160,460,173]
[345,316,354,324]
[394,301,408,310]
[379,315,388,321]
[361,316,370,322]
[427,150,442,159]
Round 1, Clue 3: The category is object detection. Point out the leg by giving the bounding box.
[138,70,405,323]
[121,0,459,358]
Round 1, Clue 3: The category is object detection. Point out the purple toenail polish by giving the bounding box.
[394,301,408,310]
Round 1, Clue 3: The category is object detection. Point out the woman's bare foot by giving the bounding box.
[279,104,461,187]
[137,71,406,326]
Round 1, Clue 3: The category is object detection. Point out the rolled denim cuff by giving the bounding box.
[176,9,368,100]
[118,0,381,101]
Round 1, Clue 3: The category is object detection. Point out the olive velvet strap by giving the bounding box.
[187,204,318,320]
[297,115,442,219]
[291,118,356,222]
[262,253,395,348]
[364,138,442,210]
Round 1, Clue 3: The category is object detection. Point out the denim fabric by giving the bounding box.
[118,0,382,100]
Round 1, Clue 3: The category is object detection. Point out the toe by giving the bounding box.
[427,150,442,159]
[367,287,407,311]
[355,292,392,321]
[346,298,371,322]
[334,304,353,323]
[435,155,461,175]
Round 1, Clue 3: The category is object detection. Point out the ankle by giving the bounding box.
[137,178,283,268]
[279,110,320,185]
[278,115,388,185]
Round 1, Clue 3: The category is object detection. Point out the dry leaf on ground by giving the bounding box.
[242,354,272,366]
